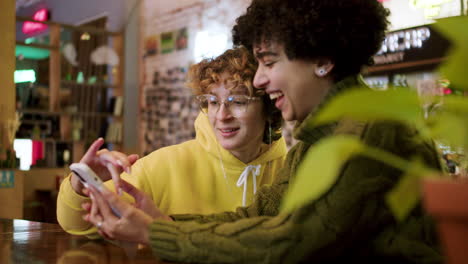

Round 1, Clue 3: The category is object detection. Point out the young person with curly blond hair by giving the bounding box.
[83,0,443,262]
[57,46,286,236]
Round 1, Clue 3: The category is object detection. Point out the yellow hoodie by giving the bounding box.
[57,113,286,235]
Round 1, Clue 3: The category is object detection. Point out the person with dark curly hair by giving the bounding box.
[83,0,442,262]
[57,47,286,236]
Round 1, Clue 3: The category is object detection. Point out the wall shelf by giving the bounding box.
[15,16,125,163]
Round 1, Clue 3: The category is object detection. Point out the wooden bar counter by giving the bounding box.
[0,219,169,263]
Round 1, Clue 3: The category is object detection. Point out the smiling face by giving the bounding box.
[253,42,333,122]
[207,80,267,163]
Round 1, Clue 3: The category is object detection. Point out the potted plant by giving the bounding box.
[423,15,468,255]
[280,16,468,264]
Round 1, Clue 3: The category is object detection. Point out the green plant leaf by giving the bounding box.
[385,160,438,221]
[440,94,468,113]
[281,135,366,213]
[280,133,439,219]
[429,112,468,150]
[358,146,438,221]
[434,16,468,44]
[426,95,468,150]
[438,49,468,90]
[434,16,468,90]
[313,88,425,130]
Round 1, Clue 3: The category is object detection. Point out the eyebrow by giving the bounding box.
[207,87,249,97]
[254,51,278,60]
[230,88,248,95]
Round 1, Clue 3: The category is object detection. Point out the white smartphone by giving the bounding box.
[69,162,121,217]
[70,163,105,191]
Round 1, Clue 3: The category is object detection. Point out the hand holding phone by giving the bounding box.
[70,162,121,217]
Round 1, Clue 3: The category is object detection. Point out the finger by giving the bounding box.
[118,179,145,202]
[99,185,132,217]
[90,189,123,232]
[96,150,123,170]
[106,163,122,194]
[97,229,112,240]
[89,186,116,220]
[80,138,104,163]
[89,192,101,220]
[97,151,133,176]
[84,209,109,239]
[112,151,133,174]
[128,154,139,166]
[82,202,91,212]
[82,213,90,222]
[84,201,102,228]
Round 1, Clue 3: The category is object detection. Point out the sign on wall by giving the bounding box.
[0,171,15,188]
[372,25,451,67]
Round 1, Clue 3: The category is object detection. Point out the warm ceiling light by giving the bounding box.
[80,32,91,41]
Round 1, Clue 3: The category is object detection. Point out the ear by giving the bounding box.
[314,59,335,77]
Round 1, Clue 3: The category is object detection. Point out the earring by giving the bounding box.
[317,68,327,77]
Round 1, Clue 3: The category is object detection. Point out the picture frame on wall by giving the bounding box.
[144,34,159,57]
[175,27,188,51]
[161,32,175,54]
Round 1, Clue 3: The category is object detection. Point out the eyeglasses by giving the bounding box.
[196,94,261,117]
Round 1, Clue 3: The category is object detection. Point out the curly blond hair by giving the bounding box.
[187,46,282,143]
[186,46,261,96]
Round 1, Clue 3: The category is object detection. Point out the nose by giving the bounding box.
[253,66,268,89]
[216,103,233,120]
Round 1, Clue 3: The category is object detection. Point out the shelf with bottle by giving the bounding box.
[15,15,124,166]
[19,109,122,118]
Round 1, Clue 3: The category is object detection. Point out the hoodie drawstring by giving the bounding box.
[236,165,261,206]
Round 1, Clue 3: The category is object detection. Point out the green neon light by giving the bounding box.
[25,38,34,44]
[14,69,36,83]
[15,45,50,60]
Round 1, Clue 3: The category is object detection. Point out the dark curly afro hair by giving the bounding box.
[232,0,390,81]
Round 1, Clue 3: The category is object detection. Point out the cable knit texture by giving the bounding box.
[148,76,443,263]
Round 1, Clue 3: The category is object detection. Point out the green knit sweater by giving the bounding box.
[148,76,443,263]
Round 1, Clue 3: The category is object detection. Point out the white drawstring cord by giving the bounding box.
[215,140,232,195]
[236,165,261,206]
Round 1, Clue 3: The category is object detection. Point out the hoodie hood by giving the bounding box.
[194,112,287,206]
[194,112,287,167]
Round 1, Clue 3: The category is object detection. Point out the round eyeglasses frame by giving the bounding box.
[196,94,261,117]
